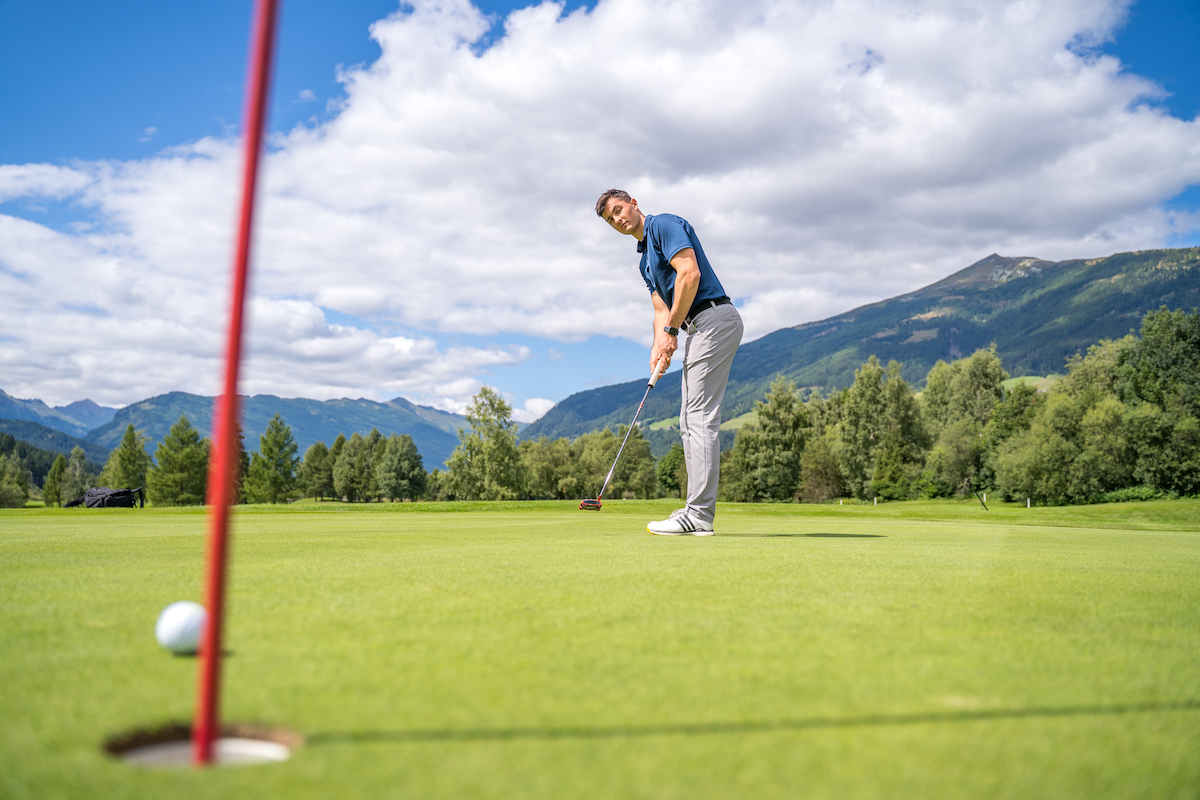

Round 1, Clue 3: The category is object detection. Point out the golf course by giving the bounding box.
[2,499,1198,798]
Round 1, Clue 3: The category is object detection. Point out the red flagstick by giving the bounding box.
[194,0,280,767]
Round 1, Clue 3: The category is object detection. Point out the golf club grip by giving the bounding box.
[648,358,667,387]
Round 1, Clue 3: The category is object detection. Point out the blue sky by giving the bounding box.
[1,0,1198,416]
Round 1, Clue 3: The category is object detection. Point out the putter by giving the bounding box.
[580,358,667,511]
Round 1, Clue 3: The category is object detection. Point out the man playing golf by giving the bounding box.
[596,190,743,535]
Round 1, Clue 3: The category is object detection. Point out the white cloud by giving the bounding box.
[296,89,317,102]
[139,126,158,142]
[2,0,1199,411]
[513,396,557,423]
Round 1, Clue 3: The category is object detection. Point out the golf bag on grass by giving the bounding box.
[65,486,146,509]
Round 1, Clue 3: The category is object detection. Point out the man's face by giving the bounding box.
[602,196,644,237]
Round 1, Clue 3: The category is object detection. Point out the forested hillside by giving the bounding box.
[85,393,466,468]
[523,248,1200,449]
[0,419,111,464]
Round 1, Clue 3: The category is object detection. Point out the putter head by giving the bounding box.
[579,498,602,511]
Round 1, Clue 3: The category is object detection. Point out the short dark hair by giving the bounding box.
[595,189,631,217]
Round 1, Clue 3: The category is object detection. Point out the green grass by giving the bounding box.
[720,408,759,431]
[2,500,1199,799]
[1002,374,1063,392]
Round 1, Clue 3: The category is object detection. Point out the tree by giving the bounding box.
[720,378,809,502]
[298,441,334,500]
[329,433,347,472]
[446,387,525,500]
[361,428,386,501]
[948,345,1008,427]
[43,454,67,508]
[234,422,251,504]
[570,425,657,500]
[799,430,845,502]
[1125,402,1200,497]
[333,432,365,501]
[244,414,299,503]
[837,357,926,499]
[520,436,576,499]
[993,393,1082,504]
[923,419,985,497]
[374,434,427,501]
[656,443,686,499]
[99,424,152,489]
[1116,307,1200,415]
[0,451,30,508]
[59,446,94,505]
[148,415,209,506]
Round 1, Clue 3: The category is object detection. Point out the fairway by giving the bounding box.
[2,501,1199,799]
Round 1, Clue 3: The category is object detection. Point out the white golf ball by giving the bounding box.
[155,601,207,655]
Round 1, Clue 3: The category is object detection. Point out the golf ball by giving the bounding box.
[155,601,207,655]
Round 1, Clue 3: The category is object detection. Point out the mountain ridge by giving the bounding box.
[83,392,470,469]
[521,247,1200,452]
[0,389,116,438]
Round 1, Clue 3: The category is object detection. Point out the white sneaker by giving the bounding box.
[647,512,714,536]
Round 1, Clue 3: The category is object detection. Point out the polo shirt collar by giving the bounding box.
[637,214,652,253]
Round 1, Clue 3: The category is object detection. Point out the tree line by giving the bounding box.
[8,306,1196,509]
[720,307,1200,505]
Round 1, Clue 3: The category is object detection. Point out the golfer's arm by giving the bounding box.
[666,248,700,328]
[652,291,671,335]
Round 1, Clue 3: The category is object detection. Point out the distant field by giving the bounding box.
[1002,374,1063,392]
[2,500,1198,799]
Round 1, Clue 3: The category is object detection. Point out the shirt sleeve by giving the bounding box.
[658,216,695,261]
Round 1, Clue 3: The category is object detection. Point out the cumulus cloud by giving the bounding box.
[513,396,557,423]
[2,0,1199,414]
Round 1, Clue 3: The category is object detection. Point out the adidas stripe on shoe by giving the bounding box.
[647,512,714,536]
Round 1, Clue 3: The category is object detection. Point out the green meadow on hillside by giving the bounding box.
[2,501,1198,799]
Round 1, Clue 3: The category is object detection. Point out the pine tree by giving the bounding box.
[361,428,385,501]
[99,424,152,489]
[298,441,334,500]
[43,454,67,508]
[148,415,209,506]
[333,432,364,501]
[244,414,299,503]
[234,422,250,503]
[374,434,427,501]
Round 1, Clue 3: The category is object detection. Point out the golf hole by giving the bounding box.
[105,723,302,768]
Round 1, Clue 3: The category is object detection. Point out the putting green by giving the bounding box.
[2,500,1198,798]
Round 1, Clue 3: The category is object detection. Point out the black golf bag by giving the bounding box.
[64,486,146,509]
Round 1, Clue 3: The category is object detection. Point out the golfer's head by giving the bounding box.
[596,189,643,237]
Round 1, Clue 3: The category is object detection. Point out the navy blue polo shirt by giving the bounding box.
[637,213,727,312]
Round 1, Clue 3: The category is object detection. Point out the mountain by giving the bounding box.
[522,247,1200,450]
[53,399,117,431]
[0,389,103,437]
[0,419,112,465]
[85,392,468,468]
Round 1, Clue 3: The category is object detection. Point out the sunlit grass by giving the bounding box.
[2,500,1198,798]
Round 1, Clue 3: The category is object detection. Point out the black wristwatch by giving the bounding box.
[663,326,679,337]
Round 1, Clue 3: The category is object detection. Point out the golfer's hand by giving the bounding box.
[652,334,678,372]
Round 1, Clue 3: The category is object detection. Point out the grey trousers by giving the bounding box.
[680,303,743,523]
